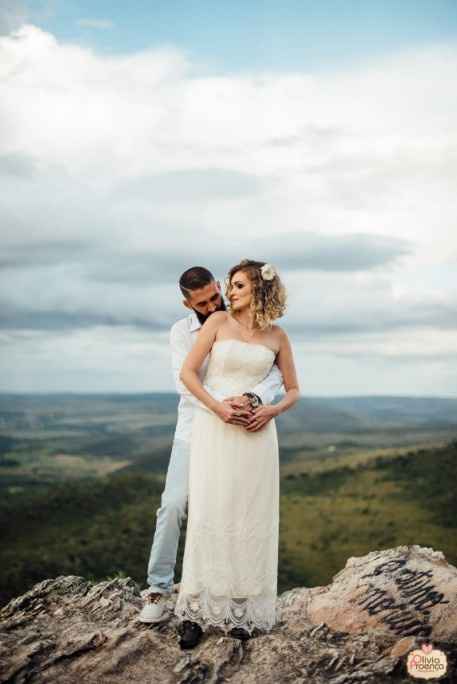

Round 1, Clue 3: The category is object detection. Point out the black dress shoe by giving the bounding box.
[229,627,251,641]
[178,620,203,649]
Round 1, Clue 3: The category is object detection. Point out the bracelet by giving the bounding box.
[242,392,262,409]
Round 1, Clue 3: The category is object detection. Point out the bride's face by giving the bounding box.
[228,270,253,312]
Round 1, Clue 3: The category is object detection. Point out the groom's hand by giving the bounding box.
[221,396,253,425]
[223,395,251,409]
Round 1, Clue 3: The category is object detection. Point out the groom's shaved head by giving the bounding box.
[179,266,215,299]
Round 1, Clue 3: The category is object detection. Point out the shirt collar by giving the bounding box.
[188,310,201,332]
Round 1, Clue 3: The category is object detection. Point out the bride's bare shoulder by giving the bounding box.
[211,311,229,323]
[201,311,229,330]
[271,324,290,343]
[271,323,285,335]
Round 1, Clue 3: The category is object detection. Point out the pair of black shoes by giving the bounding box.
[178,620,202,649]
[229,627,251,641]
[178,621,251,649]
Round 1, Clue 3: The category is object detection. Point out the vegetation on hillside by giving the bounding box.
[1,439,456,609]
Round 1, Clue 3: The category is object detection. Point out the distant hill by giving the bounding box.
[1,392,456,435]
[0,393,455,491]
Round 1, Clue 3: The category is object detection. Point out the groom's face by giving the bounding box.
[183,279,226,324]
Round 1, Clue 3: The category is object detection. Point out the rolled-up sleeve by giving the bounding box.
[251,362,284,405]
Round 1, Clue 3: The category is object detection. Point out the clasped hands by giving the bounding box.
[216,395,278,432]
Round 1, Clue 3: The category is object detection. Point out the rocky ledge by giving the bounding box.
[1,544,456,683]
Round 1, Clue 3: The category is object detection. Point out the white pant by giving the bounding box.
[146,438,190,593]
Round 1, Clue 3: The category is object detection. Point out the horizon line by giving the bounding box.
[1,391,456,400]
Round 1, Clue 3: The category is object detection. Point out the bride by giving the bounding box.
[174,258,300,648]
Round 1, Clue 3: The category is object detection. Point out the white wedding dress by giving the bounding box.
[174,338,280,635]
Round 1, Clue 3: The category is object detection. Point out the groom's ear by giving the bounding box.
[183,298,191,310]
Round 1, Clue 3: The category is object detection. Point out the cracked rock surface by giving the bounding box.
[1,544,456,683]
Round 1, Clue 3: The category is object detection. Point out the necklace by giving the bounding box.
[232,314,256,340]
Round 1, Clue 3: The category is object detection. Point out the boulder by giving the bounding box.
[279,544,457,642]
[1,545,456,683]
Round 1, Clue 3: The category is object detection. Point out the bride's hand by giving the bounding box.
[214,401,252,426]
[223,395,251,409]
[245,404,279,431]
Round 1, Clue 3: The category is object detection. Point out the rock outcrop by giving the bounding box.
[1,545,456,683]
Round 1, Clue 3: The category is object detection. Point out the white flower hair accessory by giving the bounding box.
[261,263,276,281]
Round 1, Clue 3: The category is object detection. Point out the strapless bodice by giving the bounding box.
[203,338,276,397]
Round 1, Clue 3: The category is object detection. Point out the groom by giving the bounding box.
[139,266,284,628]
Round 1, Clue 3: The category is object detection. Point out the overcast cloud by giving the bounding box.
[0,23,456,395]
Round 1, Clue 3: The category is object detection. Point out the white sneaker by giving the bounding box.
[138,591,170,623]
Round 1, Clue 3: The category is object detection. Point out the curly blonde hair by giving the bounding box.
[225,259,287,330]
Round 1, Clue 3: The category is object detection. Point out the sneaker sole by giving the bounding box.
[137,611,170,624]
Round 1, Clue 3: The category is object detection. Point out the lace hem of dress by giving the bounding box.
[174,590,279,635]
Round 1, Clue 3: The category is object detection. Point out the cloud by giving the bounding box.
[255,232,413,272]
[0,227,412,283]
[76,18,114,30]
[77,230,412,286]
[0,238,94,269]
[1,261,455,340]
[0,24,456,393]
[0,0,27,35]
[115,168,263,202]
[0,307,167,332]
[0,152,36,177]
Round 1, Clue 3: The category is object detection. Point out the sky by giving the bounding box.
[1,0,456,396]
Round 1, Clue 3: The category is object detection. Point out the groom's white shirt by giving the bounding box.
[170,310,284,443]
